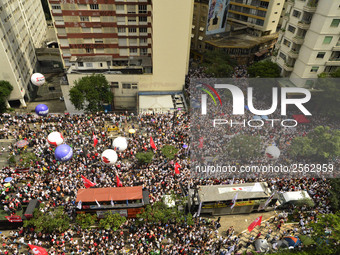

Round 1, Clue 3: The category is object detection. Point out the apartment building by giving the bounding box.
[0,0,47,107]
[273,0,340,87]
[49,0,193,111]
[191,0,283,65]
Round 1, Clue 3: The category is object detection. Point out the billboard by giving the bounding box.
[206,0,230,35]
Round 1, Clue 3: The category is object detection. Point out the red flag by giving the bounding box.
[116,175,123,187]
[198,137,204,148]
[150,136,157,150]
[28,244,48,255]
[248,216,262,232]
[175,162,181,175]
[93,132,98,147]
[81,175,96,188]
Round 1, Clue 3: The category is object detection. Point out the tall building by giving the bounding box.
[0,0,47,107]
[191,0,284,65]
[48,0,193,111]
[273,0,340,86]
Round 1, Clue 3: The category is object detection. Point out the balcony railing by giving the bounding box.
[297,21,311,29]
[292,35,305,44]
[288,50,300,58]
[329,58,340,61]
[284,62,294,71]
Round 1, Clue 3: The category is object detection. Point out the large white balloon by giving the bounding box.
[31,73,45,86]
[101,149,118,165]
[112,137,128,152]
[265,146,280,159]
[47,132,64,147]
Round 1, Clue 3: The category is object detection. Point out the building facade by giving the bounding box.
[191,0,284,65]
[49,0,193,110]
[273,0,340,86]
[0,0,47,107]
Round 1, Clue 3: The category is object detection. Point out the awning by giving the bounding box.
[76,186,143,202]
[255,48,269,57]
[139,95,174,112]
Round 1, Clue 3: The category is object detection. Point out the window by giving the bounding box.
[85,62,93,67]
[118,27,126,33]
[111,82,119,88]
[330,19,340,27]
[129,38,137,45]
[292,10,301,18]
[310,66,319,72]
[78,62,84,67]
[122,83,131,89]
[99,63,103,67]
[140,38,148,44]
[316,52,325,59]
[287,25,296,34]
[283,39,291,47]
[127,5,136,14]
[128,17,136,23]
[139,5,147,14]
[132,83,138,89]
[279,52,286,61]
[90,4,99,10]
[95,39,103,43]
[80,16,89,22]
[116,5,124,11]
[129,28,137,33]
[139,16,147,22]
[140,48,147,55]
[323,36,333,44]
[52,5,61,9]
[272,21,275,23]
[129,48,138,53]
[139,27,147,33]
[85,48,93,53]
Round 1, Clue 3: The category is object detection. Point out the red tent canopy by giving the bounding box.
[292,115,310,124]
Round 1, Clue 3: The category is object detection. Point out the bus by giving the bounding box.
[188,182,277,215]
[75,186,149,218]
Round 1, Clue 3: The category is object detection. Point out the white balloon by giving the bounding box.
[265,146,280,159]
[47,132,64,147]
[101,149,118,165]
[31,73,45,86]
[112,137,128,152]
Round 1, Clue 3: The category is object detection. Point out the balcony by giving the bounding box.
[283,62,294,71]
[297,21,311,29]
[287,50,300,58]
[292,35,305,44]
[303,0,318,13]
[333,43,340,51]
[288,0,295,5]
[326,58,340,66]
[283,13,290,20]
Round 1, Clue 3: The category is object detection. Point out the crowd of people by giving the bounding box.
[0,65,337,254]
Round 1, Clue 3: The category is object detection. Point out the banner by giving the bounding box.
[206,0,230,35]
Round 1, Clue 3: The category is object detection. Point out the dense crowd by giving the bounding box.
[0,65,337,254]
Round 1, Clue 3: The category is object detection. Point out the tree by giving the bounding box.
[289,126,340,161]
[248,61,281,78]
[161,145,179,160]
[135,151,154,164]
[226,135,262,160]
[69,74,113,113]
[313,78,340,118]
[98,212,126,230]
[202,50,235,77]
[24,205,70,233]
[330,68,340,77]
[309,212,340,247]
[19,152,38,168]
[0,80,13,113]
[76,213,97,230]
[328,179,340,211]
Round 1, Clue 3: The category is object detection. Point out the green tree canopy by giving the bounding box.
[161,145,179,160]
[0,80,13,113]
[136,151,154,164]
[289,126,340,161]
[202,50,235,77]
[69,74,113,113]
[226,135,262,160]
[248,60,281,78]
[330,68,340,77]
[76,213,97,230]
[19,152,38,168]
[98,212,126,230]
[23,205,70,233]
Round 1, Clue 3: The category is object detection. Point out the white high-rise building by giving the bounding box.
[273,0,340,87]
[0,0,47,107]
